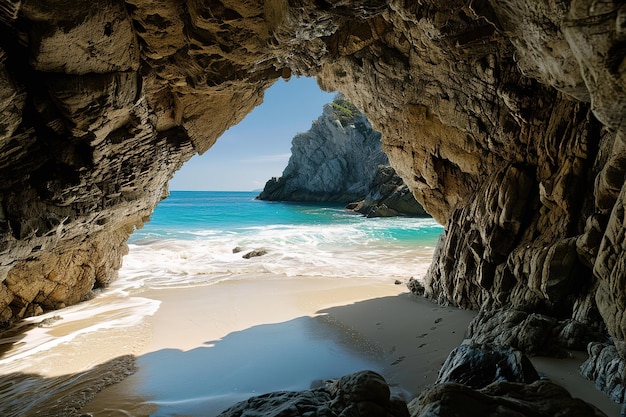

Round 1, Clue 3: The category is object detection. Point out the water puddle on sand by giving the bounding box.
[81,314,389,417]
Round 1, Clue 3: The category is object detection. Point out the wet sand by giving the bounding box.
[0,275,621,416]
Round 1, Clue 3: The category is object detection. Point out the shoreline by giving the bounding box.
[84,275,621,416]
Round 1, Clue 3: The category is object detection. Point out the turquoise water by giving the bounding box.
[120,191,443,289]
[132,191,441,243]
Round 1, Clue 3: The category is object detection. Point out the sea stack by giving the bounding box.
[257,95,388,203]
[257,95,426,217]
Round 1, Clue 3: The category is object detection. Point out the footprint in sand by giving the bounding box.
[389,345,397,354]
[417,333,428,338]
[434,318,443,324]
[430,326,437,330]
[391,356,406,366]
[418,343,427,348]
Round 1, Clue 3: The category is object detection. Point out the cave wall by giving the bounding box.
[1,0,626,388]
[315,1,608,325]
[318,1,626,359]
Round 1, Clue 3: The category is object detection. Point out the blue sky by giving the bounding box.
[169,77,336,191]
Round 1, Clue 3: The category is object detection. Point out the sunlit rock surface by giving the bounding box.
[2,0,626,407]
[257,97,388,203]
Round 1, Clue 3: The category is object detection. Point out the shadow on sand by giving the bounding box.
[83,309,391,417]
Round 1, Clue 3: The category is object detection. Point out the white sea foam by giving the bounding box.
[116,220,438,291]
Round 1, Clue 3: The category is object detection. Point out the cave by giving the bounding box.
[1,0,626,414]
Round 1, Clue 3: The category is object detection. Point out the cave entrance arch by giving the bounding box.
[1,1,626,412]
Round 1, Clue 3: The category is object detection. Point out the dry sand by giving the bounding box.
[78,275,621,416]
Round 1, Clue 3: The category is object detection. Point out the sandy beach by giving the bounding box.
[80,275,620,416]
[0,274,621,416]
[81,275,479,416]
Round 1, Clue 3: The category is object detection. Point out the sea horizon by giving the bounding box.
[124,190,441,285]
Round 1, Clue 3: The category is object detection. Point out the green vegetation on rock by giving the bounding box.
[331,94,361,126]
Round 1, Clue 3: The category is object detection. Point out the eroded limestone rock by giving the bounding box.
[258,97,387,203]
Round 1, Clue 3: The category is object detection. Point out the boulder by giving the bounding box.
[435,344,540,388]
[409,380,607,417]
[217,370,409,417]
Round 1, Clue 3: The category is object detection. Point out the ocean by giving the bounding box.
[0,190,444,417]
[121,191,443,289]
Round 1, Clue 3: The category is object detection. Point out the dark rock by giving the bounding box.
[435,344,540,388]
[580,341,626,403]
[217,390,331,417]
[217,370,409,417]
[37,315,63,327]
[242,249,268,259]
[348,166,427,218]
[409,380,607,417]
[468,308,606,357]
[232,247,244,254]
[407,278,425,296]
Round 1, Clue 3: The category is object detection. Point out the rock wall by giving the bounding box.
[1,0,626,406]
[257,96,388,203]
